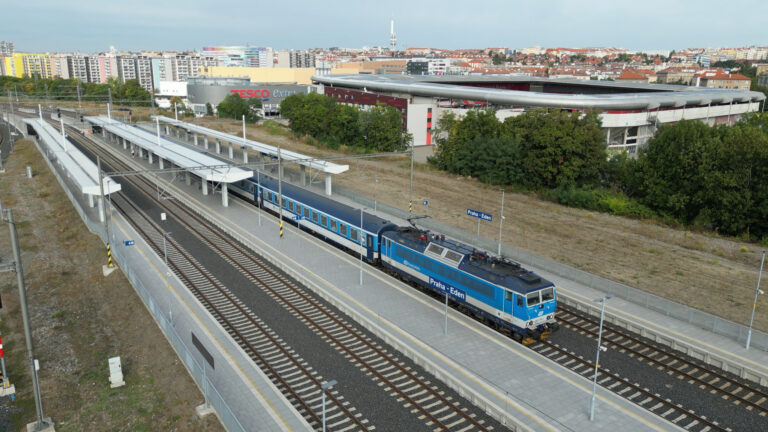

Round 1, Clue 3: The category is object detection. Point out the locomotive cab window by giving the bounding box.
[541,287,555,302]
[505,291,512,301]
[517,296,523,307]
[526,292,541,306]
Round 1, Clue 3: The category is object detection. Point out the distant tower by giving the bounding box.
[390,19,397,51]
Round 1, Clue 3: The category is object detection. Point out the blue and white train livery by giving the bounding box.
[229,173,558,342]
[380,227,557,341]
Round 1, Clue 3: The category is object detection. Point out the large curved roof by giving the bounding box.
[312,74,765,110]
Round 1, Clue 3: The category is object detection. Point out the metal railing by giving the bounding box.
[33,137,246,432]
[326,183,768,352]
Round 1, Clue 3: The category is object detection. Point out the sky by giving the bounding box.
[3,1,767,53]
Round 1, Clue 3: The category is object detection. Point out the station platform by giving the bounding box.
[89,132,744,432]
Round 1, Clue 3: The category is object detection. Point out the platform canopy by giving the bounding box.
[87,116,253,183]
[25,118,121,196]
[151,115,349,175]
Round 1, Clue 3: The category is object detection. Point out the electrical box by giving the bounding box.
[108,356,125,388]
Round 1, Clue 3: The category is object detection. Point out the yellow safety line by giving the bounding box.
[153,178,681,431]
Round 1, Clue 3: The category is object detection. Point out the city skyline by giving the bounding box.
[3,0,767,53]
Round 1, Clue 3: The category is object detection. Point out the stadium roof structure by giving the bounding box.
[86,116,253,183]
[25,118,121,196]
[313,74,766,111]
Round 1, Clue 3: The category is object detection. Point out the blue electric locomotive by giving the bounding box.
[380,226,557,341]
[229,173,558,341]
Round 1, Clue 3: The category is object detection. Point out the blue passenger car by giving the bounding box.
[229,174,396,260]
[379,226,557,340]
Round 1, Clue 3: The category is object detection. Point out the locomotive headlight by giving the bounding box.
[528,320,534,327]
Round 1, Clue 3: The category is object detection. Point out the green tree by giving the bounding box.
[634,120,718,223]
[205,102,214,116]
[359,104,410,152]
[217,93,260,122]
[503,109,606,188]
[328,104,360,147]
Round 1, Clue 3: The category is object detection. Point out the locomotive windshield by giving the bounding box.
[526,292,541,306]
[541,287,555,302]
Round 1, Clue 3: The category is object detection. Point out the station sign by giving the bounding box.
[292,215,303,221]
[466,208,492,222]
[429,277,467,302]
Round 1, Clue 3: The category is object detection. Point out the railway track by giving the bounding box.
[556,304,768,418]
[69,126,498,431]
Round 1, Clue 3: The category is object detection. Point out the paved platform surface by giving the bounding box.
[119,127,768,430]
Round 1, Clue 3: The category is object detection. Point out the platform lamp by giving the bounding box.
[589,294,612,421]
[321,379,337,432]
[746,250,766,350]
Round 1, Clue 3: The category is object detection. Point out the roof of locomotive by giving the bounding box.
[382,226,554,294]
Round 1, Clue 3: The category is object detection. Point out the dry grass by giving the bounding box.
[0,139,222,431]
[190,117,768,335]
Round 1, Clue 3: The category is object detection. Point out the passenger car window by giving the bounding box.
[340,224,348,236]
[331,220,337,231]
[351,229,359,241]
[321,215,328,226]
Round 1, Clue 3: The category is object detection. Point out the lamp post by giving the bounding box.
[359,207,364,285]
[589,294,612,421]
[162,231,172,322]
[321,379,338,432]
[746,250,766,350]
[497,188,505,256]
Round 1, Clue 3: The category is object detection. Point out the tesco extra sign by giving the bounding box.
[230,89,270,99]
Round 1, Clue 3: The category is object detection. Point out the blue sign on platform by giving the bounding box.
[124,240,135,246]
[292,215,302,221]
[429,277,467,302]
[422,200,429,206]
[466,208,493,222]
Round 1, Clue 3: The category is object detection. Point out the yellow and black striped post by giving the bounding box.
[106,243,114,268]
[409,200,413,215]
[279,221,284,238]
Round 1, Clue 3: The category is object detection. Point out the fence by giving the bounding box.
[34,137,247,432]
[325,182,768,353]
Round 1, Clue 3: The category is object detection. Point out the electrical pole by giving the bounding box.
[409,136,414,216]
[2,207,53,430]
[76,81,81,111]
[97,156,113,269]
[497,188,505,256]
[278,146,283,239]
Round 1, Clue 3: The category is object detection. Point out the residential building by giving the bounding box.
[407,60,429,75]
[656,67,699,85]
[616,70,649,83]
[758,75,768,88]
[67,55,90,81]
[693,71,751,90]
[289,50,316,68]
[117,56,137,82]
[136,55,154,92]
[0,41,13,56]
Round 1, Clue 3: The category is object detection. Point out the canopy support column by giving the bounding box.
[215,139,221,154]
[243,147,248,164]
[148,152,153,164]
[185,171,191,186]
[301,165,306,186]
[325,172,332,196]
[202,180,208,196]
[204,136,209,150]
[222,183,229,207]
[98,197,105,223]
[193,134,198,146]
[228,142,233,159]
[159,158,164,170]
